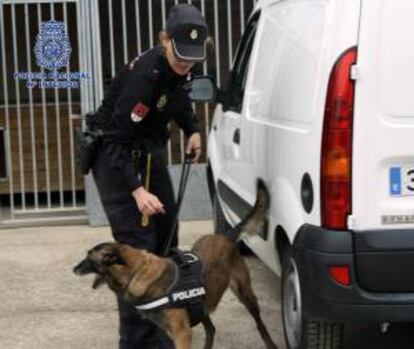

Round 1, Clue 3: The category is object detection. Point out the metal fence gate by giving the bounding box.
[0,0,256,227]
[93,0,256,165]
[0,0,98,227]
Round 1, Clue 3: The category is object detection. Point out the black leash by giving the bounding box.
[163,153,193,256]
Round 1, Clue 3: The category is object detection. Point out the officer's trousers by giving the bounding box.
[92,144,177,349]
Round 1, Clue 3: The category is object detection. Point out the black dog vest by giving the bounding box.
[134,248,206,327]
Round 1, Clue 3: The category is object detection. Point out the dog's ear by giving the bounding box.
[100,244,124,266]
[102,252,124,266]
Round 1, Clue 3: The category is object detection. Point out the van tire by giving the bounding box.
[282,249,344,349]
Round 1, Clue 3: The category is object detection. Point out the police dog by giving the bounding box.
[73,180,277,349]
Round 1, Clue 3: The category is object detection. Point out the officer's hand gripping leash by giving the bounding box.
[163,152,193,256]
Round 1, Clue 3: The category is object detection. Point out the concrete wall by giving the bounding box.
[86,164,213,226]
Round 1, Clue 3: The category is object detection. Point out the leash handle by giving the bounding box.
[141,153,152,227]
[184,152,194,162]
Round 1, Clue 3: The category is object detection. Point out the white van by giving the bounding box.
[206,0,414,348]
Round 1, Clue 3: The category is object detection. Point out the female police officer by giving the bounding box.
[90,4,208,349]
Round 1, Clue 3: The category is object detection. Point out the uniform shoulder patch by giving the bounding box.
[131,102,150,123]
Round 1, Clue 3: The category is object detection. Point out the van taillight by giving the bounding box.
[321,47,357,230]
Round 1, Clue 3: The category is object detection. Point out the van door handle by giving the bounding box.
[233,128,240,144]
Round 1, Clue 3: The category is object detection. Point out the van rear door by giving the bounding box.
[352,0,414,231]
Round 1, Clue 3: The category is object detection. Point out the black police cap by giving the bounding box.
[166,4,208,62]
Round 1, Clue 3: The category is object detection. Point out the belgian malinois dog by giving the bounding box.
[73,180,277,349]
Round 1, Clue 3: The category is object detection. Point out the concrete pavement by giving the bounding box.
[0,221,284,349]
[1,221,414,349]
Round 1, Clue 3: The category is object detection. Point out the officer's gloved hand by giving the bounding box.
[186,132,202,163]
[133,187,166,216]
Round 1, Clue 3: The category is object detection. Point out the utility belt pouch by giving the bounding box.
[76,122,103,175]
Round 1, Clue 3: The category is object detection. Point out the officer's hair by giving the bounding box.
[206,36,214,51]
[159,30,171,52]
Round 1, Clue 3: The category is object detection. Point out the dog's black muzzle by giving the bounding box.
[73,258,108,289]
[73,258,96,276]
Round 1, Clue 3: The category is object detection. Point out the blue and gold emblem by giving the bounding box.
[34,20,72,70]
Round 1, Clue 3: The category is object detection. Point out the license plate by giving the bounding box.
[390,166,414,196]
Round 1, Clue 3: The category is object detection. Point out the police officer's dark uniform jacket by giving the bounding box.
[92,45,199,247]
[95,45,198,190]
[90,46,200,349]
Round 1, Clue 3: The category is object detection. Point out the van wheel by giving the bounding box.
[213,192,230,234]
[282,249,344,349]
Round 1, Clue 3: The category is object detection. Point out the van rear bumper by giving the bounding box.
[294,224,414,321]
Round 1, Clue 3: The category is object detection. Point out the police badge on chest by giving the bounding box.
[156,94,168,112]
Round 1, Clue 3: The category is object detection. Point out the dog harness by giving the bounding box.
[134,248,206,327]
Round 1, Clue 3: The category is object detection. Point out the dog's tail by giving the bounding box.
[227,179,270,241]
